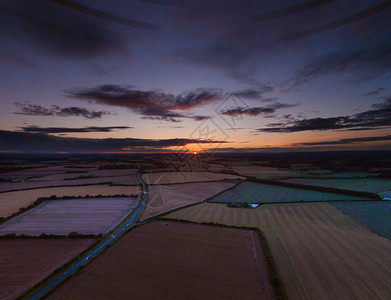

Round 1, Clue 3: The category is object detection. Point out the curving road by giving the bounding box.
[29,172,147,299]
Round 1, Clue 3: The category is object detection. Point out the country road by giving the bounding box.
[29,172,147,299]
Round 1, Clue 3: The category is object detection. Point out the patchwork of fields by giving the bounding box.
[166,203,391,299]
[48,221,273,300]
[0,175,139,192]
[142,171,244,184]
[0,197,139,235]
[210,181,373,204]
[0,166,139,192]
[140,181,237,220]
[0,238,96,300]
[332,201,391,240]
[281,178,391,194]
[2,162,390,299]
[0,167,95,179]
[0,184,140,218]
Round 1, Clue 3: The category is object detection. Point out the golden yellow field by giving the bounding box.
[166,203,391,299]
[0,185,140,218]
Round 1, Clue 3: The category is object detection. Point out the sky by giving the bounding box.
[0,0,390,154]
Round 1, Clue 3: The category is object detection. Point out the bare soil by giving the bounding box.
[0,238,95,300]
[48,221,274,300]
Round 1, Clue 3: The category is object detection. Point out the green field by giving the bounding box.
[209,181,373,204]
[281,178,391,195]
[332,201,391,240]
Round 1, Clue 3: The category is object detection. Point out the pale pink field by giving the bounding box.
[0,238,96,300]
[0,184,140,218]
[140,181,236,220]
[142,171,244,185]
[0,197,140,235]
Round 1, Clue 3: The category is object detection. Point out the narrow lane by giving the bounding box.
[29,172,147,299]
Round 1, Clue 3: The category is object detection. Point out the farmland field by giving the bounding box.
[0,197,139,235]
[0,175,139,192]
[332,201,391,240]
[207,163,225,172]
[380,190,391,199]
[209,181,373,204]
[48,221,273,300]
[140,181,237,220]
[245,174,300,180]
[230,165,297,176]
[142,171,244,184]
[0,166,95,180]
[166,203,391,299]
[29,168,138,182]
[281,178,391,194]
[0,238,95,300]
[0,184,140,218]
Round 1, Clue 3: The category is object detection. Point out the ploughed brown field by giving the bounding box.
[48,221,274,300]
[0,238,95,300]
[142,171,244,184]
[166,203,391,300]
[140,181,237,220]
[0,185,140,218]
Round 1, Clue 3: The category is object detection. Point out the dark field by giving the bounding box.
[48,221,274,300]
[0,239,96,300]
[210,181,373,204]
[332,201,391,240]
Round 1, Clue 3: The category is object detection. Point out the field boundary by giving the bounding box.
[208,198,386,205]
[159,217,287,300]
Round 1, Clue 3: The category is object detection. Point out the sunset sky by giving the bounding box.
[1,0,390,153]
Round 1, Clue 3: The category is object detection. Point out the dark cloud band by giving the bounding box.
[21,126,131,134]
[258,97,391,132]
[0,130,228,153]
[68,85,220,122]
[13,102,111,119]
